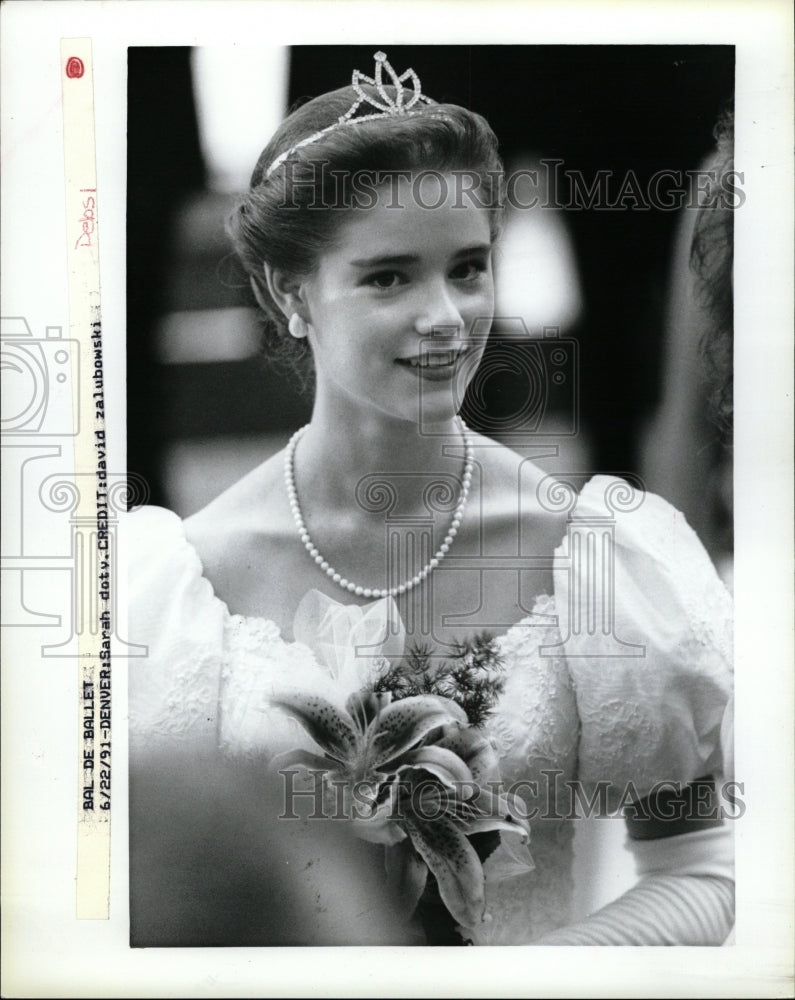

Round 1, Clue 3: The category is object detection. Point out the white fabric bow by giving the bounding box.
[292,589,406,693]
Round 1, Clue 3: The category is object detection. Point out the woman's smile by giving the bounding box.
[395,346,469,378]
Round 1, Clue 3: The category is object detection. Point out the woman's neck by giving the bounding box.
[295,405,467,521]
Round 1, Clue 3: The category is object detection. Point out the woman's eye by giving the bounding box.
[451,260,488,281]
[366,271,405,290]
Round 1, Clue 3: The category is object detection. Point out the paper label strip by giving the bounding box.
[61,37,111,920]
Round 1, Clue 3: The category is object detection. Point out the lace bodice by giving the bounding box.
[125,476,733,945]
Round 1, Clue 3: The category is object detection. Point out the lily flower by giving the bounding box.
[273,685,532,930]
[357,724,533,929]
[271,687,468,796]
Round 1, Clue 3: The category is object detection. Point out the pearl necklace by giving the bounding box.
[284,422,474,599]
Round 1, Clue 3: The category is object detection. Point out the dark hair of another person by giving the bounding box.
[227,84,505,385]
[690,105,734,434]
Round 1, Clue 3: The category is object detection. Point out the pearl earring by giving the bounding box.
[288,313,308,339]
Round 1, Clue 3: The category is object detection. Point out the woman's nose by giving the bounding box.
[414,284,464,338]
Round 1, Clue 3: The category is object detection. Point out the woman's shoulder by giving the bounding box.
[180,449,302,622]
[123,452,286,617]
[470,453,733,796]
[185,448,289,551]
[474,440,722,565]
[184,450,288,546]
[123,501,227,625]
[546,472,733,799]
[123,503,196,584]
[548,470,733,646]
[558,472,732,610]
[468,432,569,553]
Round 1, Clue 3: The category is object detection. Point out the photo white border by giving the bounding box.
[1,1,792,996]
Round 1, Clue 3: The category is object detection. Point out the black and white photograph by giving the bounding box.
[126,43,738,948]
[1,2,793,996]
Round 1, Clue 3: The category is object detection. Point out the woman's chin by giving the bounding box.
[407,403,464,432]
[406,384,469,428]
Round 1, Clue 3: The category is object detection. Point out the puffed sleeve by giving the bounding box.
[552,476,733,806]
[123,506,227,756]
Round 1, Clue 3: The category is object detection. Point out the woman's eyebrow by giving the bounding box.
[351,243,492,268]
[350,253,419,268]
[452,243,493,257]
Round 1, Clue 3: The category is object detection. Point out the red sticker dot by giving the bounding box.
[66,57,84,79]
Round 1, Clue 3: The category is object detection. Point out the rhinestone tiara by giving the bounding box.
[263,50,437,180]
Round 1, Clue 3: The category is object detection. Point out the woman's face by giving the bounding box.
[298,173,495,427]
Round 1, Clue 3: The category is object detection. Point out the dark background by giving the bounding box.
[127,44,734,508]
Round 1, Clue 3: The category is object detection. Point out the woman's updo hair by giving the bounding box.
[227,83,504,381]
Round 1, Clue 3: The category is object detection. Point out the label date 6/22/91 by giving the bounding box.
[83,742,111,811]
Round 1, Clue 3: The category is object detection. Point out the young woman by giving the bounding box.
[127,52,734,946]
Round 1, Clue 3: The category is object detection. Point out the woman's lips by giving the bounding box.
[395,349,467,379]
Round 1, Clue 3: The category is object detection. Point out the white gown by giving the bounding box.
[125,476,733,945]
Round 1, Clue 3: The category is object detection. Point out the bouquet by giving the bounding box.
[270,591,533,944]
